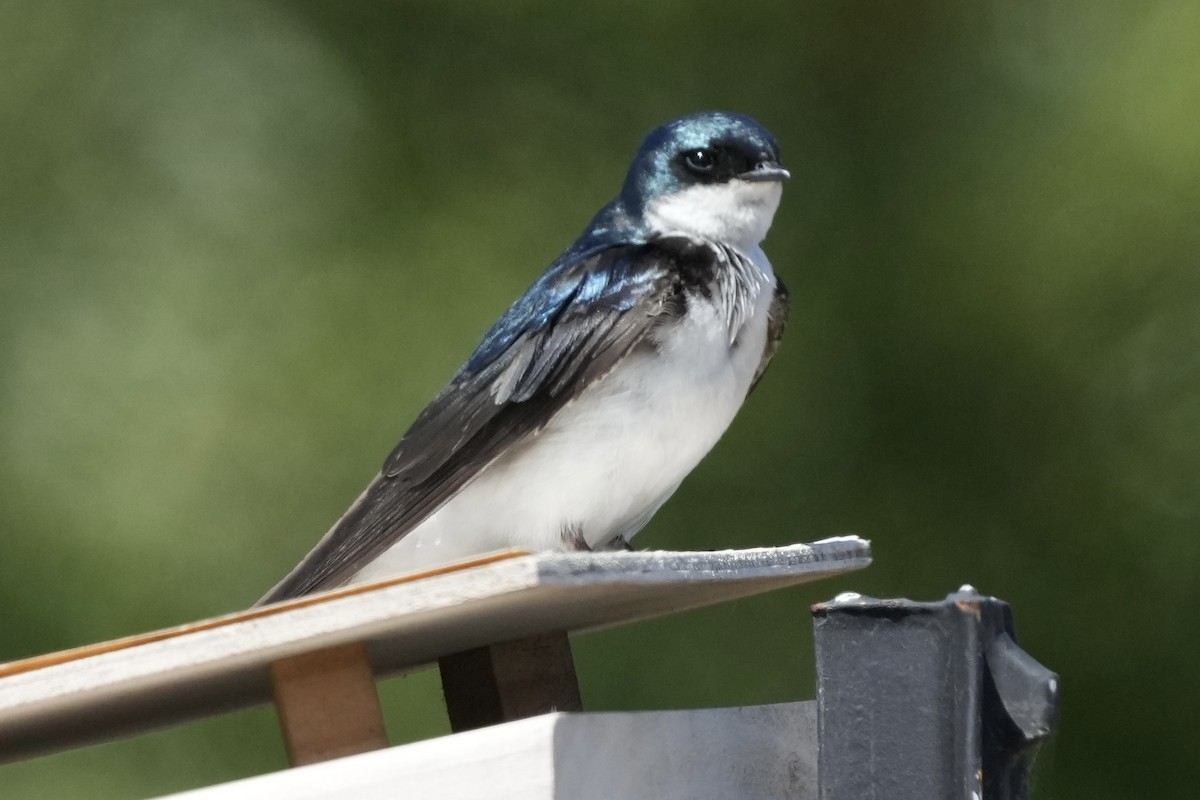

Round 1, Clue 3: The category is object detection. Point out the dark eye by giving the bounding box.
[684,149,716,173]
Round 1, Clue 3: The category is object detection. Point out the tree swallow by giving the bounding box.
[258,111,790,604]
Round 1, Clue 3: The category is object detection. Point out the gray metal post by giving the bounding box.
[812,586,1059,800]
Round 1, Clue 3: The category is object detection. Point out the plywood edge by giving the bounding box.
[0,541,869,681]
[0,550,529,680]
[533,536,872,584]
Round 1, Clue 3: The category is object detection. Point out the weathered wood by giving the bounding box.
[156,701,819,800]
[0,538,870,762]
[440,632,581,731]
[269,642,388,766]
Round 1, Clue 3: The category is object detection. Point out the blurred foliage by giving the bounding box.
[1,1,1197,797]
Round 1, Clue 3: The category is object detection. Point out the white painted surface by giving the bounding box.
[0,539,868,761]
[158,701,818,800]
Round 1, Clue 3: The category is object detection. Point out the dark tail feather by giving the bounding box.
[253,476,398,607]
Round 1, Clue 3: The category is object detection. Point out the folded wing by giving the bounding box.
[257,239,709,604]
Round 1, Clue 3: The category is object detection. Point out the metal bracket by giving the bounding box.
[813,586,1059,800]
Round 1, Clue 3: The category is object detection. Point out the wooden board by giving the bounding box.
[439,632,582,732]
[156,701,819,800]
[270,642,388,766]
[0,538,868,761]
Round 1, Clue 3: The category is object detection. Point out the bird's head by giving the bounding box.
[620,111,788,250]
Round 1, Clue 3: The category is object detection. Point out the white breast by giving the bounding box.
[353,245,778,581]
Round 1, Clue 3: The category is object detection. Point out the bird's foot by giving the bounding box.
[597,536,634,552]
[561,524,592,552]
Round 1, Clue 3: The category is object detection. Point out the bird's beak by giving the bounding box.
[738,160,791,183]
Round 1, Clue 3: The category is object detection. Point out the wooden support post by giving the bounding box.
[438,631,582,732]
[269,641,388,767]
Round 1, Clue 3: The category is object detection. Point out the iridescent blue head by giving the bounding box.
[622,111,787,201]
[585,111,789,251]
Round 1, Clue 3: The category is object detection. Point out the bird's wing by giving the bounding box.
[257,237,711,604]
[749,275,790,394]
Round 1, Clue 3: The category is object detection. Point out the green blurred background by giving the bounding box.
[2,1,1197,797]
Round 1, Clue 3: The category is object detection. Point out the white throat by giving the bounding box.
[644,179,783,251]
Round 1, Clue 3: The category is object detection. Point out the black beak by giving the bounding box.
[739,160,791,183]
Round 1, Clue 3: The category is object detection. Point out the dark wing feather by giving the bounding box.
[256,240,695,604]
[749,276,790,393]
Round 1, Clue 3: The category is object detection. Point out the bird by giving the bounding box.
[257,111,791,605]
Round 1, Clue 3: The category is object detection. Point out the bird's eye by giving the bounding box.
[684,149,716,173]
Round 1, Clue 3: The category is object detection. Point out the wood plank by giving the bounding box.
[439,632,581,732]
[0,551,527,681]
[0,538,869,762]
[270,642,388,766]
[156,701,819,800]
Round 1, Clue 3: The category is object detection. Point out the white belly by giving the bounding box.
[353,252,776,581]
